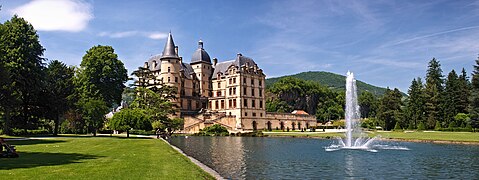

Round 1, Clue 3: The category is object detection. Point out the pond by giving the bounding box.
[169,136,479,179]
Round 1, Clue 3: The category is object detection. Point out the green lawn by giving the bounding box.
[0,136,214,180]
[264,131,479,142]
[371,131,479,142]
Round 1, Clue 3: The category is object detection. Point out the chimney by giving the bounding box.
[175,46,179,55]
[213,58,218,66]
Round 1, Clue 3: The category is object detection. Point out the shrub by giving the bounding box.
[196,124,229,136]
[448,122,456,128]
[435,121,442,130]
[417,122,426,130]
[10,128,51,136]
[129,129,155,135]
[394,122,402,131]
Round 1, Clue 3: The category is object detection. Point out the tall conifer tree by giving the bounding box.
[470,56,479,129]
[457,68,470,114]
[406,77,426,129]
[424,58,444,129]
[443,70,460,125]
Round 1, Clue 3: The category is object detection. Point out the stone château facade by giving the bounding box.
[143,33,315,133]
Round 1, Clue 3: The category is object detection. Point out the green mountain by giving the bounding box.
[266,71,399,96]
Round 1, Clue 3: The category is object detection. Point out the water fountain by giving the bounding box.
[326,71,379,152]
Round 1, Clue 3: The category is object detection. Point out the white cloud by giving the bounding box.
[98,31,168,40]
[11,0,93,32]
[148,32,168,40]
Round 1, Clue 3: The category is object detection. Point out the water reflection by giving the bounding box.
[169,136,479,179]
[345,152,354,177]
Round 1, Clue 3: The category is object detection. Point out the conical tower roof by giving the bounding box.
[161,32,179,59]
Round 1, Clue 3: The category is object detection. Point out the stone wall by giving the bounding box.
[182,111,316,133]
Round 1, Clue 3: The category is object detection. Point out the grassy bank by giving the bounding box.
[263,131,479,143]
[371,131,479,142]
[0,136,214,179]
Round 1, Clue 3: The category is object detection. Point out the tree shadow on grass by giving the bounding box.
[4,139,67,146]
[0,152,102,170]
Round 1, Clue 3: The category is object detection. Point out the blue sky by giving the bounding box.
[1,0,479,92]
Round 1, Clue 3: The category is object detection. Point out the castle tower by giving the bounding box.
[191,40,213,98]
[160,33,181,101]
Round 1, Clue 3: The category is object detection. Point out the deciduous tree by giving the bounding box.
[0,15,45,134]
[76,45,128,107]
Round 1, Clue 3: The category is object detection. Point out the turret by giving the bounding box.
[191,39,213,97]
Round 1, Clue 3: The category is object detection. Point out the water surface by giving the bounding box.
[170,136,479,179]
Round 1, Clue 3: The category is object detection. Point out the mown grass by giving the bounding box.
[0,136,214,180]
[371,131,479,142]
[264,131,479,142]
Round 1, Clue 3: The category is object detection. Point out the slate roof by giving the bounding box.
[161,32,179,59]
[180,62,195,79]
[147,55,162,71]
[212,54,257,79]
[191,40,211,64]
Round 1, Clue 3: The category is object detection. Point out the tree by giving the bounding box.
[76,45,128,107]
[359,91,377,119]
[0,15,45,134]
[109,108,150,138]
[443,70,461,126]
[78,98,109,136]
[45,60,75,135]
[424,58,444,129]
[457,68,470,113]
[376,88,403,130]
[405,78,426,129]
[470,55,479,130]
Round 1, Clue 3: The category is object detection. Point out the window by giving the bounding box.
[175,77,178,83]
[253,113,256,117]
[168,67,171,72]
[259,89,263,97]
[218,82,221,88]
[233,78,236,84]
[259,80,262,86]
[233,99,237,108]
[251,79,254,86]
[168,77,170,82]
[260,113,263,117]
[243,77,246,84]
[243,87,247,95]
[229,88,232,95]
[229,99,232,108]
[260,100,263,108]
[209,101,212,109]
[216,91,222,97]
[245,112,248,116]
[215,101,218,110]
[244,99,247,107]
[233,88,236,95]
[229,78,232,84]
[221,100,225,109]
[251,88,255,96]
[252,100,256,108]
